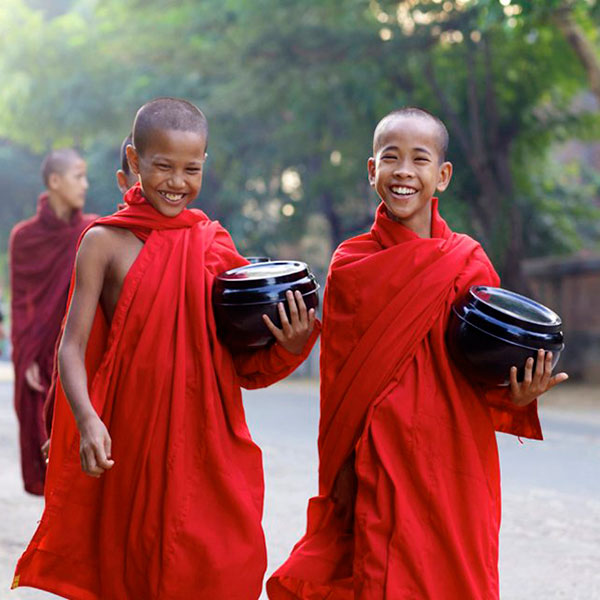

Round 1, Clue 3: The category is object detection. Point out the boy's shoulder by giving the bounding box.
[78,225,137,263]
[10,214,40,243]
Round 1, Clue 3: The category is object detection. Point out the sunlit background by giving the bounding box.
[1,0,599,376]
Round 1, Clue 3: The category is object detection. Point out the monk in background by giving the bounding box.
[267,107,568,599]
[9,149,96,495]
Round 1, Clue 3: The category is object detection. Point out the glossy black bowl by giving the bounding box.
[213,260,320,351]
[447,286,564,386]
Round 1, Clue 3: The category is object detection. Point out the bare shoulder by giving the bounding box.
[77,225,132,271]
[79,225,135,255]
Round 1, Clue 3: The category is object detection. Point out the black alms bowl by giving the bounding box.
[447,286,564,386]
[213,260,320,352]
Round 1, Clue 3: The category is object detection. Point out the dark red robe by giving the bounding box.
[13,185,320,600]
[9,194,96,495]
[267,200,542,599]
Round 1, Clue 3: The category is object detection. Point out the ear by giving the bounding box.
[47,172,61,191]
[367,157,376,187]
[125,144,141,176]
[436,161,453,192]
[116,170,130,194]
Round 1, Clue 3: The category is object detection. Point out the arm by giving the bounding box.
[9,226,43,386]
[57,228,114,477]
[482,349,568,441]
[233,290,320,389]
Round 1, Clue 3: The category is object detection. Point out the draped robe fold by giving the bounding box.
[9,194,96,495]
[14,187,319,600]
[267,200,541,600]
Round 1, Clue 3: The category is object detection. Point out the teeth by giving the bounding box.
[391,186,416,195]
[163,193,184,201]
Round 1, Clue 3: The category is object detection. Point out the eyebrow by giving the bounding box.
[379,145,433,155]
[412,147,433,155]
[151,156,204,165]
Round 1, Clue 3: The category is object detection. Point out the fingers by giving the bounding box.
[286,290,300,325]
[509,366,519,396]
[262,312,285,344]
[25,363,45,393]
[548,372,569,389]
[523,356,534,386]
[80,435,114,477]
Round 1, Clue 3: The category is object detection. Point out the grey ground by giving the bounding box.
[1,362,599,599]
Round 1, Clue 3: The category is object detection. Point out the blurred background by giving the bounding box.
[1,3,599,598]
[0,0,599,377]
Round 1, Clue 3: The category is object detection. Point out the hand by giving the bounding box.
[41,439,50,463]
[24,361,45,393]
[262,290,316,355]
[331,454,357,533]
[77,413,114,477]
[509,349,569,407]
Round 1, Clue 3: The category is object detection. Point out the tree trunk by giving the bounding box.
[552,2,600,103]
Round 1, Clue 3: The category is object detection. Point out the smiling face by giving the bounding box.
[367,115,452,237]
[48,158,89,211]
[126,128,207,217]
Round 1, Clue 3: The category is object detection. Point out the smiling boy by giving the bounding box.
[10,149,95,496]
[14,97,318,600]
[267,107,567,599]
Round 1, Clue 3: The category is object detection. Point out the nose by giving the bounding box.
[168,172,186,189]
[82,177,89,191]
[393,157,415,178]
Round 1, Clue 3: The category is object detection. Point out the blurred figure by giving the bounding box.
[0,305,5,355]
[9,149,97,495]
[116,133,137,201]
[42,135,136,451]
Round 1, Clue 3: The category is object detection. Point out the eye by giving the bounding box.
[155,163,170,170]
[381,154,396,160]
[186,168,201,174]
[415,157,430,163]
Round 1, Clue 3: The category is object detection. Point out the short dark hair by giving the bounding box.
[373,107,449,161]
[41,148,83,187]
[120,133,133,174]
[132,97,208,155]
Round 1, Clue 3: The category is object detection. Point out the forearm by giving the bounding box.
[234,322,321,389]
[57,339,96,427]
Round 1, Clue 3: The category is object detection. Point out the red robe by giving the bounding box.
[9,194,96,495]
[267,200,542,599]
[13,185,320,600]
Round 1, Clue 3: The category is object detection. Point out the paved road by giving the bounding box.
[1,367,599,599]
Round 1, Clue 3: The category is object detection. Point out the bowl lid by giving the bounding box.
[216,260,312,289]
[468,286,562,333]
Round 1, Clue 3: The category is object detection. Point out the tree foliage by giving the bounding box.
[1,0,599,292]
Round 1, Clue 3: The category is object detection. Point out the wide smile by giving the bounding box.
[390,185,418,199]
[158,191,187,205]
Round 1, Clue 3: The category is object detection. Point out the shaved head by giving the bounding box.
[132,97,208,155]
[120,133,133,175]
[41,148,83,186]
[373,107,449,162]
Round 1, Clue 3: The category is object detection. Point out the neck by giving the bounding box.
[46,192,73,222]
[386,208,432,239]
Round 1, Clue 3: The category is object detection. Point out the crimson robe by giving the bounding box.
[267,200,542,599]
[9,194,96,495]
[13,185,320,600]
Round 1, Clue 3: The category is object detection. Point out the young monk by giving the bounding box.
[41,133,137,449]
[267,107,568,599]
[13,97,319,599]
[115,132,137,194]
[9,149,95,495]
